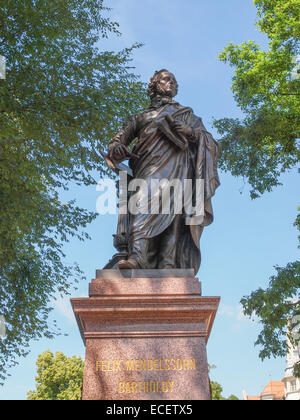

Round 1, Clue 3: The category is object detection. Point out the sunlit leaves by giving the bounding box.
[214,0,300,198]
[27,351,84,400]
[240,220,300,376]
[216,0,300,377]
[0,0,147,383]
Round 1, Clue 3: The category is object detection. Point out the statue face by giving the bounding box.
[156,71,177,98]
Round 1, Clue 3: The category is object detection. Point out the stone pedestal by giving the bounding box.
[71,269,219,400]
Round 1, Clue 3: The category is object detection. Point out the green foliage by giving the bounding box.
[241,261,300,356]
[209,364,239,400]
[294,361,300,377]
[210,381,239,400]
[211,380,223,400]
[214,0,300,199]
[216,0,300,378]
[227,394,239,400]
[241,211,300,377]
[0,0,148,383]
[27,351,83,400]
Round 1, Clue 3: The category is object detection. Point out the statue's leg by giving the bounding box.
[127,236,159,269]
[157,214,182,269]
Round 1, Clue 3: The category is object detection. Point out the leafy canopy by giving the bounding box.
[0,0,148,383]
[241,209,300,377]
[214,0,300,199]
[211,381,239,400]
[215,0,300,377]
[27,351,84,400]
[241,260,300,368]
[209,364,239,400]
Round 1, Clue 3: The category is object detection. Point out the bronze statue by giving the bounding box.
[106,69,220,273]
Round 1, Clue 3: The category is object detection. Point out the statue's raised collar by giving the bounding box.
[148,95,179,110]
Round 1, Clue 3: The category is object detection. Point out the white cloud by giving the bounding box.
[53,295,77,326]
[219,303,258,329]
[219,304,235,317]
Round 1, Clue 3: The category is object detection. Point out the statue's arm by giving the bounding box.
[186,116,209,143]
[171,114,208,143]
[108,116,137,161]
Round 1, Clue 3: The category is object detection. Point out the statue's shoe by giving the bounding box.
[117,259,139,270]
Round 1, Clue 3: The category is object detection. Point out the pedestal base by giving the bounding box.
[71,269,219,400]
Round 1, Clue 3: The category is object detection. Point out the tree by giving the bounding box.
[27,350,83,400]
[214,0,299,375]
[241,210,300,377]
[210,381,239,400]
[214,0,299,199]
[0,0,148,383]
[209,364,239,400]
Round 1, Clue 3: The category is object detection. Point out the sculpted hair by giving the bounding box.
[147,69,178,99]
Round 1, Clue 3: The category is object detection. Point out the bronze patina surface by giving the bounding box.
[106,70,220,273]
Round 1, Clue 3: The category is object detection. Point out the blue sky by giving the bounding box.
[1,0,299,400]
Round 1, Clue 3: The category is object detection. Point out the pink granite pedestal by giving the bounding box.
[71,270,220,400]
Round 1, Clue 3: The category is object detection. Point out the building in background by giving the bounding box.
[282,315,300,400]
[243,381,285,400]
[243,315,300,401]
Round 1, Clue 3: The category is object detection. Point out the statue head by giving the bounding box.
[147,69,178,99]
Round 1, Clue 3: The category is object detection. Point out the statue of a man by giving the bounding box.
[108,69,220,272]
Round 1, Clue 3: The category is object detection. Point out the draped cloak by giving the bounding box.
[109,101,220,272]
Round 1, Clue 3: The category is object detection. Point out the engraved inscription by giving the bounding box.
[118,380,174,394]
[95,357,197,394]
[96,357,196,372]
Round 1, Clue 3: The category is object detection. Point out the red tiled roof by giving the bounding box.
[245,381,285,400]
[260,381,285,399]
